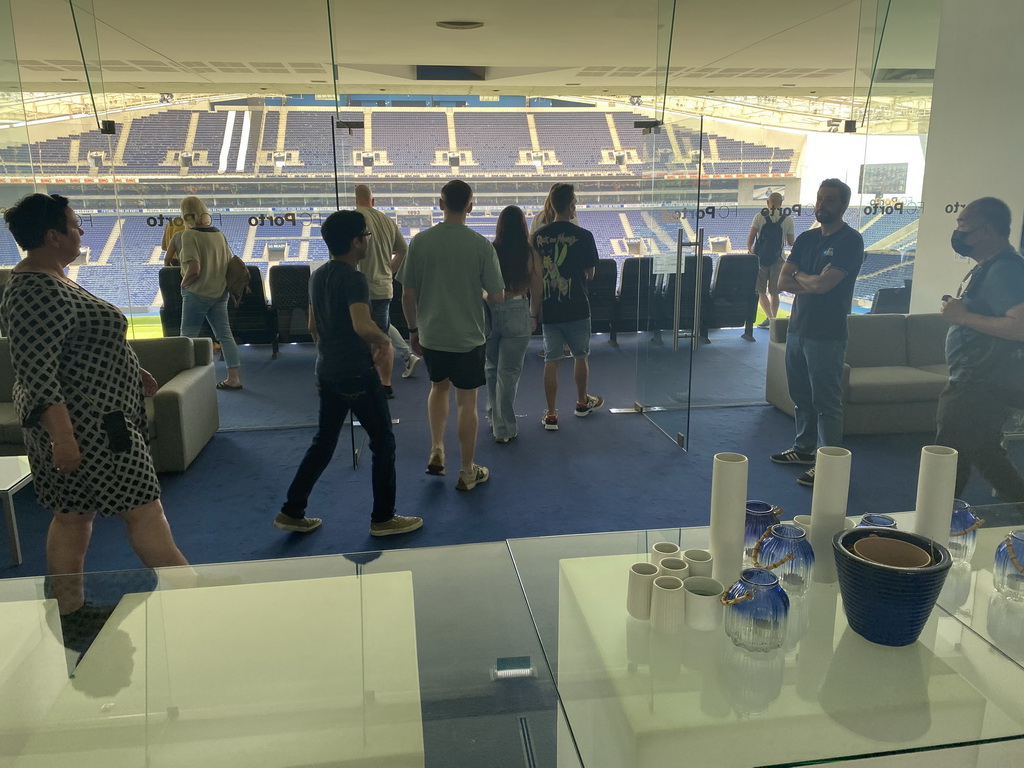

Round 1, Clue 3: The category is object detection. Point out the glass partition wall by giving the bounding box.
[0,0,937,432]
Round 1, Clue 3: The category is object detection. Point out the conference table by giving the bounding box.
[0,505,1023,768]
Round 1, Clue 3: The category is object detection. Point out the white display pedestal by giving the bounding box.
[9,572,423,768]
[557,554,1015,768]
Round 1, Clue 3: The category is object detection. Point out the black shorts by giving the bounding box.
[422,345,486,390]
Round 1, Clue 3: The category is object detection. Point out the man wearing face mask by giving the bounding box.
[771,179,864,487]
[937,197,1024,501]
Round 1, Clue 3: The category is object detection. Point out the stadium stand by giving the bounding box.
[1,106,915,313]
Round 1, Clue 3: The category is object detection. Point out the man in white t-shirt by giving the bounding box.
[747,192,796,329]
[355,184,416,395]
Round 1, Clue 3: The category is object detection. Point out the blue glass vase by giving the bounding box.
[723,567,790,652]
[857,514,897,529]
[948,499,984,565]
[994,530,1024,601]
[744,500,782,566]
[754,523,815,596]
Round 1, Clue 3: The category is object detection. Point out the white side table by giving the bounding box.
[0,456,32,566]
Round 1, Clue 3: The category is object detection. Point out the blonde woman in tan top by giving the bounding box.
[178,196,242,389]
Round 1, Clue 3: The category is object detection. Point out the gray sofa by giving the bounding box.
[766,313,950,435]
[0,336,219,473]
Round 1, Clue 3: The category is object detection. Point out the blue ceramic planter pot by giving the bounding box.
[833,528,952,647]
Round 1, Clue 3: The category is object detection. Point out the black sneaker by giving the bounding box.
[770,449,816,465]
[383,385,394,399]
[797,468,815,487]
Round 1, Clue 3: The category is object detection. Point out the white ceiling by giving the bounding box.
[4,0,940,97]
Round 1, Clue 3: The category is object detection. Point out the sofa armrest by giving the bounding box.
[148,363,219,473]
[765,336,794,415]
[192,337,214,367]
[770,317,789,343]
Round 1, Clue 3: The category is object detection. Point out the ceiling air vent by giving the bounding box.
[874,68,934,83]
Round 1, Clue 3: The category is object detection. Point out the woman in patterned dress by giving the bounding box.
[0,194,189,623]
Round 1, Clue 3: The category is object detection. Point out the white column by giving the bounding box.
[909,0,1024,313]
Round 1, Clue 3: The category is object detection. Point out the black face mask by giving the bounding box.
[951,229,975,257]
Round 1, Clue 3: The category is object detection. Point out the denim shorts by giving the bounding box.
[542,317,592,362]
[369,298,391,332]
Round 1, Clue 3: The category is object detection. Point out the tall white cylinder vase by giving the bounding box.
[709,452,748,586]
[914,445,958,546]
[809,446,852,583]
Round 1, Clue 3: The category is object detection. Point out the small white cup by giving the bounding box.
[682,548,713,578]
[683,576,725,631]
[792,515,813,536]
[627,562,660,620]
[658,557,689,580]
[650,575,686,635]
[651,541,681,567]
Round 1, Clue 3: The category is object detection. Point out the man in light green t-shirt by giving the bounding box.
[397,180,504,492]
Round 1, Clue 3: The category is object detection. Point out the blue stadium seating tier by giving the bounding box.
[8,107,797,177]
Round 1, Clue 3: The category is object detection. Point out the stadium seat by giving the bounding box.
[158,267,214,342]
[613,256,657,344]
[705,253,759,336]
[268,263,312,344]
[228,266,279,358]
[589,259,618,340]
[869,285,911,314]
[656,255,713,341]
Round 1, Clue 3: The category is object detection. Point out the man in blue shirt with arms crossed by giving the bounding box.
[772,179,864,487]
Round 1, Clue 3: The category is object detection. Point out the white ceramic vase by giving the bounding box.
[627,562,659,620]
[650,575,687,635]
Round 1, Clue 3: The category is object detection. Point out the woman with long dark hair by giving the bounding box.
[486,206,542,443]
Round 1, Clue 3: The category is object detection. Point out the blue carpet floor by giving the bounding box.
[0,328,1005,579]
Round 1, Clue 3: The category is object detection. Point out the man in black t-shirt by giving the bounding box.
[274,210,423,537]
[533,184,603,430]
[938,197,1024,501]
[771,179,865,487]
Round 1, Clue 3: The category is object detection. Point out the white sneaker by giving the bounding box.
[402,354,422,378]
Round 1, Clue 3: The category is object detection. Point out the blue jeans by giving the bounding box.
[485,297,532,439]
[785,332,847,454]
[281,371,396,523]
[370,299,390,332]
[180,289,241,369]
[388,325,412,363]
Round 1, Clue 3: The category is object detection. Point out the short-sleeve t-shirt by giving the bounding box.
[396,222,504,353]
[533,221,600,324]
[786,223,865,341]
[309,259,374,383]
[355,206,407,301]
[751,209,796,259]
[178,226,231,299]
[946,249,1024,384]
